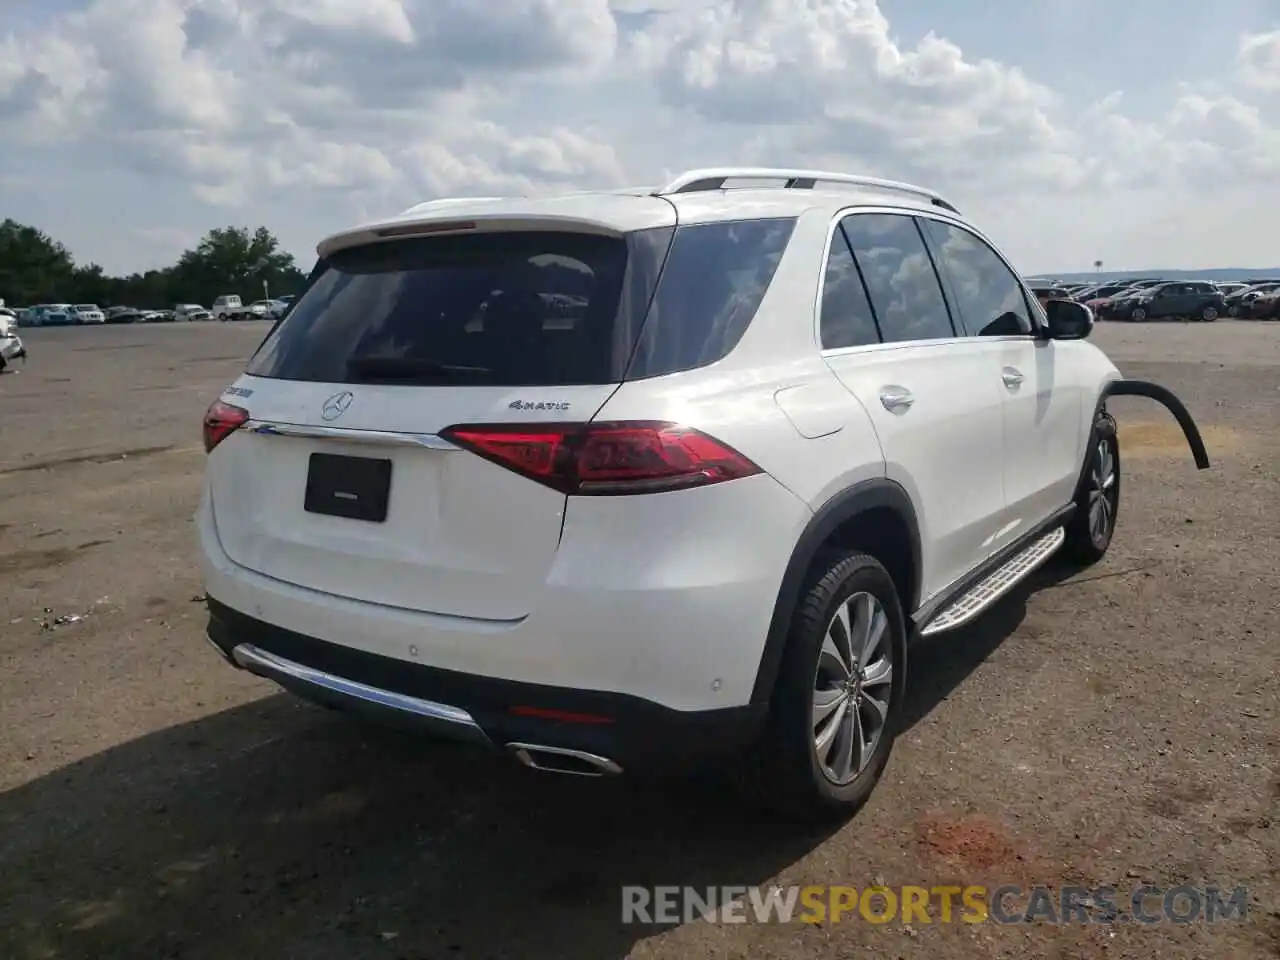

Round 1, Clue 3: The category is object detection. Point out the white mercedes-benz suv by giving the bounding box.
[196,168,1209,820]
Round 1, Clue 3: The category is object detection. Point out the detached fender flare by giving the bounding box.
[1101,379,1211,469]
[749,478,921,704]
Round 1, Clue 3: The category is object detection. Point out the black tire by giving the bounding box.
[1130,307,1147,322]
[1201,306,1218,322]
[1063,412,1120,566]
[740,551,907,822]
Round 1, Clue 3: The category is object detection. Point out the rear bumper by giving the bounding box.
[205,598,766,775]
[196,469,810,711]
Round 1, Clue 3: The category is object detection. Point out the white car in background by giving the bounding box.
[175,304,213,322]
[245,300,273,320]
[213,295,244,321]
[70,304,105,324]
[0,308,26,371]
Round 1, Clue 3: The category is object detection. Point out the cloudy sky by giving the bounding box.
[2,0,1277,276]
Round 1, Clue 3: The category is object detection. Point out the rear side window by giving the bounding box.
[625,218,796,379]
[840,214,954,343]
[246,230,668,387]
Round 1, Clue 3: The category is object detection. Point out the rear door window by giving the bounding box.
[840,213,955,342]
[246,230,666,387]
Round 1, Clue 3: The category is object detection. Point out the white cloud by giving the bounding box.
[0,0,1277,273]
[1238,29,1280,91]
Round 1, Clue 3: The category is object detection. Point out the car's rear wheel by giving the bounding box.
[1131,307,1148,322]
[1063,412,1120,566]
[741,551,906,821]
[1201,306,1218,322]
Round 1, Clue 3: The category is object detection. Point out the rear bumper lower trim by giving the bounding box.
[206,598,766,773]
[231,641,493,746]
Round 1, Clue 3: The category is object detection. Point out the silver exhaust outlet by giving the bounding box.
[508,743,622,777]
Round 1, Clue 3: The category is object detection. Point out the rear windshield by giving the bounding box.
[245,219,796,387]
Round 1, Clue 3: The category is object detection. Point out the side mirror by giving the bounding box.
[1045,298,1093,340]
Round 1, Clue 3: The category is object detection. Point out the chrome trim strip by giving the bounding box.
[230,643,489,742]
[243,420,459,450]
[507,742,623,776]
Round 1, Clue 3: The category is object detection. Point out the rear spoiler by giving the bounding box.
[1103,379,1210,469]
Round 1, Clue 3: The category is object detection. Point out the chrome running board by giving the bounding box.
[919,527,1066,637]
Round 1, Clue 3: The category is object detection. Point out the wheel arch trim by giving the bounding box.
[750,478,921,704]
[1098,378,1210,469]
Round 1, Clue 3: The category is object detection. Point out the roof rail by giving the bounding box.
[656,167,959,213]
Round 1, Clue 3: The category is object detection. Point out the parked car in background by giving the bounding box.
[243,300,273,320]
[0,308,25,371]
[1226,282,1280,317]
[1122,281,1225,322]
[70,304,105,324]
[1243,289,1280,319]
[33,304,74,326]
[139,309,176,323]
[106,306,140,323]
[213,295,244,321]
[1095,281,1167,320]
[1081,283,1137,304]
[1215,282,1248,297]
[1095,288,1145,320]
[1028,283,1073,310]
[175,304,213,322]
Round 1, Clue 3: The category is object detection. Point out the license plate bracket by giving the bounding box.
[304,453,392,522]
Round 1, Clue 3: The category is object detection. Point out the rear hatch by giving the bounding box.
[206,219,676,621]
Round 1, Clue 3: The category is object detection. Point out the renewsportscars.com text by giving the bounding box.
[621,884,1249,926]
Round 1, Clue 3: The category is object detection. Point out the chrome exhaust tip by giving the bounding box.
[507,743,622,777]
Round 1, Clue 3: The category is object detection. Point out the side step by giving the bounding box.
[919,526,1066,637]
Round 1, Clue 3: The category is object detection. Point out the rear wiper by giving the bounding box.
[346,356,494,381]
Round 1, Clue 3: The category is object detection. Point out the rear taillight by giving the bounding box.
[439,421,762,495]
[203,400,249,453]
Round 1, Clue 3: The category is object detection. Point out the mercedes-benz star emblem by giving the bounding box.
[320,391,354,421]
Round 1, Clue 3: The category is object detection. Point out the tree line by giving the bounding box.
[0,219,310,310]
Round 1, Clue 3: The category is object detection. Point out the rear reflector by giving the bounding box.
[203,399,249,453]
[439,421,762,495]
[508,705,615,725]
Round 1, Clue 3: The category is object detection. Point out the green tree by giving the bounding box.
[0,220,308,310]
[0,219,76,304]
[171,226,305,305]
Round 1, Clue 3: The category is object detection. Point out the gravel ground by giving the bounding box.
[0,320,1276,960]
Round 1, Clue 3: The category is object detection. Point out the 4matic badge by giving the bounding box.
[509,400,571,411]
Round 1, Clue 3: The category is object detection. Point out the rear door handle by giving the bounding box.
[1001,367,1024,388]
[879,387,914,411]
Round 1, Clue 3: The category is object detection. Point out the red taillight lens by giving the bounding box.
[202,400,249,453]
[439,421,761,495]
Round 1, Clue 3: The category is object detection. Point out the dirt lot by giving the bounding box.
[1,320,1276,959]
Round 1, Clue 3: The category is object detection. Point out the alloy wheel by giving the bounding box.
[1088,437,1118,546]
[812,592,893,785]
